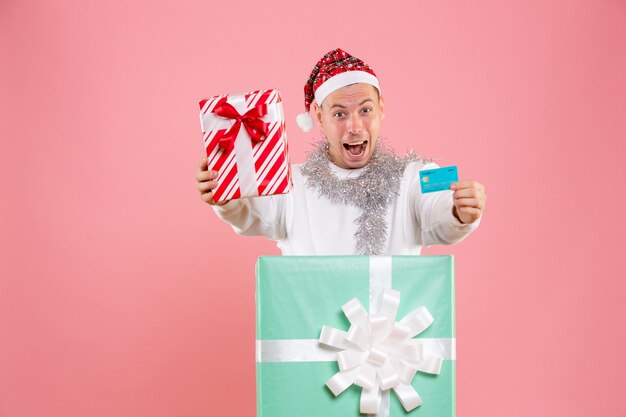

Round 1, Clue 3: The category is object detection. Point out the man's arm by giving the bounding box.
[412,163,486,246]
[196,157,286,240]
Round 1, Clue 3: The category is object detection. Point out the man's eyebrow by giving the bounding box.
[330,98,374,109]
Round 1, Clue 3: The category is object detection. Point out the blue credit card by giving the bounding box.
[419,166,459,193]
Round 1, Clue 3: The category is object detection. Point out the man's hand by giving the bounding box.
[196,157,228,205]
[450,180,486,224]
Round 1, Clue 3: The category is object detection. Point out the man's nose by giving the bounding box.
[347,112,363,134]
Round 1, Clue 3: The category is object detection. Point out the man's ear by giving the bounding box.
[312,102,323,127]
[379,95,385,121]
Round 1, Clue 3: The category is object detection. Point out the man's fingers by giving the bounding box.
[198,157,208,171]
[458,206,482,219]
[453,197,483,209]
[453,188,486,201]
[451,180,486,211]
[197,157,218,178]
[197,158,222,205]
[197,180,218,192]
[196,170,211,182]
[196,169,219,182]
[200,191,214,203]
[452,188,478,199]
[450,180,484,192]
[201,191,229,206]
[197,157,220,206]
[197,158,218,177]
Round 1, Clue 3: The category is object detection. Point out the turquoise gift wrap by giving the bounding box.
[256,256,456,417]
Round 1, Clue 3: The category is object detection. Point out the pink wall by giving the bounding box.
[1,1,625,416]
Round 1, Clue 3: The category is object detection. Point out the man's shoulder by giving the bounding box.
[399,159,440,195]
[404,158,439,175]
[286,163,306,186]
[290,162,304,175]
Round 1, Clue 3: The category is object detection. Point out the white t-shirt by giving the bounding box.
[212,161,480,255]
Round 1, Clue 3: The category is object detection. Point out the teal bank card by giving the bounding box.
[419,166,458,193]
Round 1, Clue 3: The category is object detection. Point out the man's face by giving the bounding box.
[314,83,385,169]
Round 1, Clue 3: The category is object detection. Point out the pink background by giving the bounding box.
[1,1,625,416]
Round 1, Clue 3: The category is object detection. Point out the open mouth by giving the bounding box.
[342,140,368,156]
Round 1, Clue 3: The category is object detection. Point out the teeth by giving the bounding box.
[345,141,366,146]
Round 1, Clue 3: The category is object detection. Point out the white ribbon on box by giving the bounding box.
[200,90,285,198]
[256,257,454,417]
[320,289,443,414]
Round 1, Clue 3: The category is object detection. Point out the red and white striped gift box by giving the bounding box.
[199,89,291,203]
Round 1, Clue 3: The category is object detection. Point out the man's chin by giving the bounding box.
[345,159,369,169]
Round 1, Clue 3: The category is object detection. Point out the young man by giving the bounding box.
[196,48,486,255]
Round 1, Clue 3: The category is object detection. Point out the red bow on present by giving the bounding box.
[212,101,269,150]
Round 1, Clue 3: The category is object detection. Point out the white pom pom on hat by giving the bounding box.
[296,112,315,132]
[296,48,380,132]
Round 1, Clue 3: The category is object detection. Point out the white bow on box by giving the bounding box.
[319,288,443,415]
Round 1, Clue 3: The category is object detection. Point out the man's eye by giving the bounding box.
[334,112,345,118]
[361,108,372,113]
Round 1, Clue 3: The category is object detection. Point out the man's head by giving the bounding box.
[297,48,384,169]
[313,83,384,169]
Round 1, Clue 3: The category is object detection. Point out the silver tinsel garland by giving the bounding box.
[301,140,431,255]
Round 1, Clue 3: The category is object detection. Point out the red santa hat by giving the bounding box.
[296,48,381,132]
